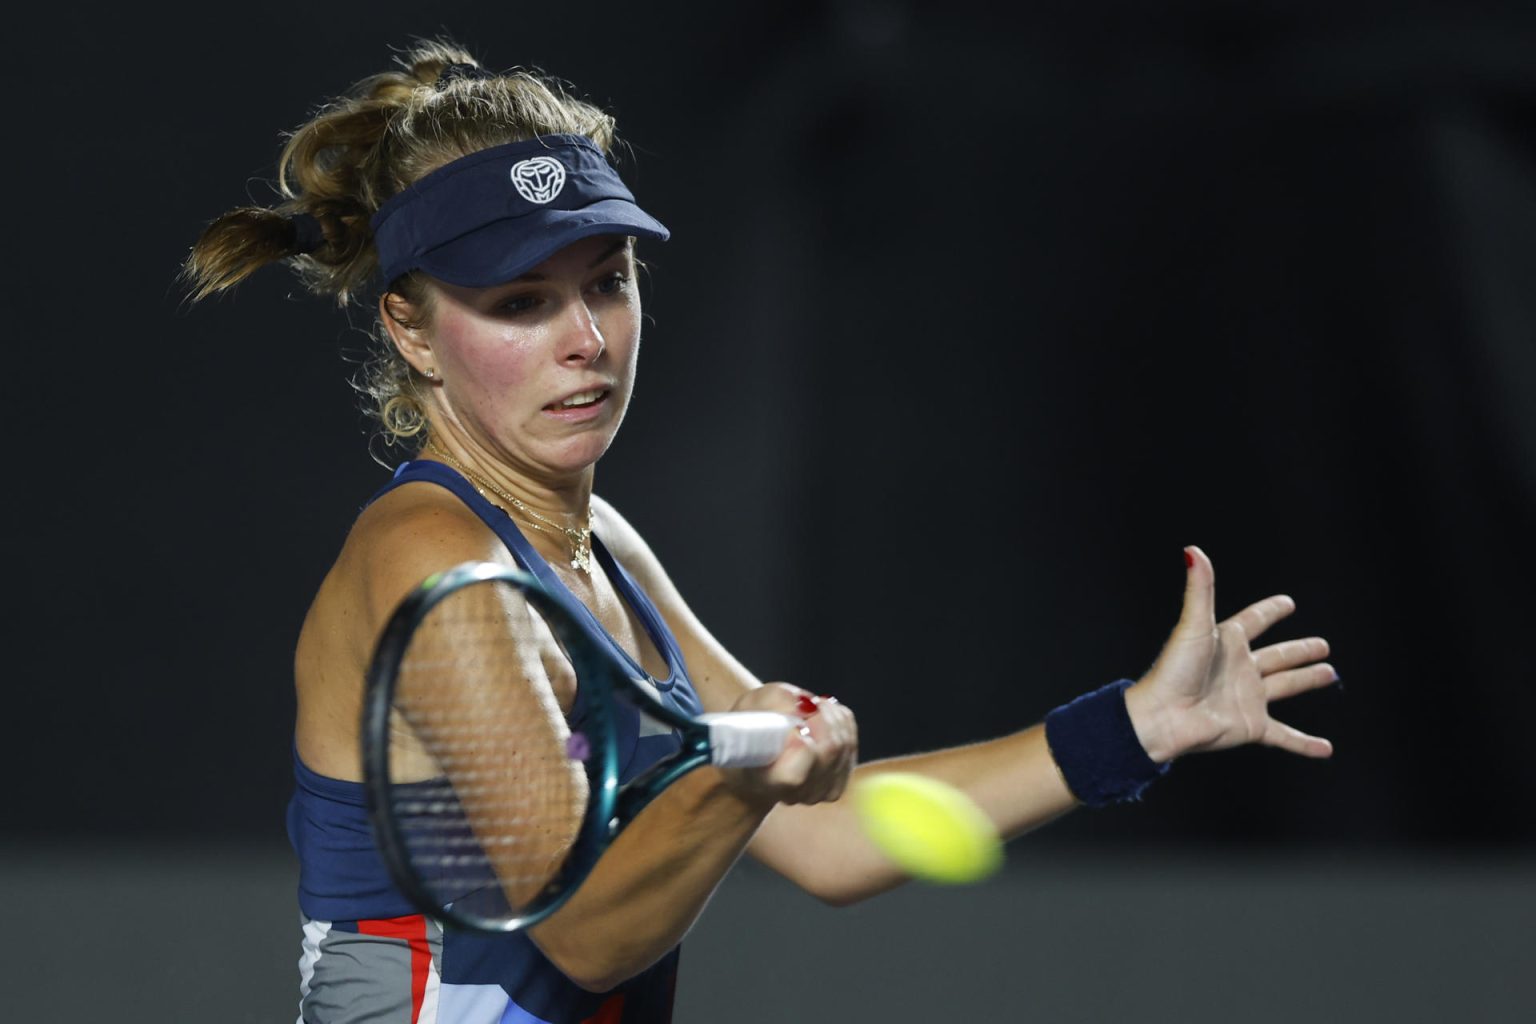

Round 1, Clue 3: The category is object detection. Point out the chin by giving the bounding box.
[548,433,619,475]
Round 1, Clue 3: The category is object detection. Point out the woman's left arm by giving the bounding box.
[599,505,1335,904]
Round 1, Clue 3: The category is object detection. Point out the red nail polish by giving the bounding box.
[1184,549,1194,569]
[796,695,819,716]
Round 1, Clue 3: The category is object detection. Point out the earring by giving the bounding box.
[424,368,438,381]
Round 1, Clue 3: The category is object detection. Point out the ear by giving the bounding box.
[378,291,436,376]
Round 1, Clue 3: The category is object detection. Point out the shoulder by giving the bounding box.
[591,494,697,624]
[591,494,669,594]
[300,477,511,677]
[302,479,510,672]
[342,480,514,626]
[295,477,516,776]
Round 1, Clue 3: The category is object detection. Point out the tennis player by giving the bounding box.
[184,40,1337,1024]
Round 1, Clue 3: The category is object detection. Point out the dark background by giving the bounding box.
[8,1,1536,1019]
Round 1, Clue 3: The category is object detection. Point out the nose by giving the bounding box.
[557,300,605,366]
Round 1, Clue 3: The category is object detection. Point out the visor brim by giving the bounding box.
[409,199,669,288]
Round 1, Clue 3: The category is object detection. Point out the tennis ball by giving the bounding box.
[853,772,1003,885]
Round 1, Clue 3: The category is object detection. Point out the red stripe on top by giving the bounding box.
[358,914,432,1022]
[582,993,626,1024]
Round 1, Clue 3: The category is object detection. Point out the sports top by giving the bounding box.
[287,459,700,1023]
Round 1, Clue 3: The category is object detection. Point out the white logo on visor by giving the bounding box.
[510,156,566,204]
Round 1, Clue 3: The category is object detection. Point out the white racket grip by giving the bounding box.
[699,712,800,768]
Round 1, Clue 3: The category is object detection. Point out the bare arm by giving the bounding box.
[596,504,1336,906]
[751,726,1078,904]
[590,513,1071,903]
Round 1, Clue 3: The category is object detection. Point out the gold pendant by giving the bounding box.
[566,527,593,573]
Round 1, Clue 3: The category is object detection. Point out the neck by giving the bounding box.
[422,436,593,525]
[422,435,597,573]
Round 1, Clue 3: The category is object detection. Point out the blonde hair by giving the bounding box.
[181,39,620,446]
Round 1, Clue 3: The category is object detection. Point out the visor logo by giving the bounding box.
[510,156,566,204]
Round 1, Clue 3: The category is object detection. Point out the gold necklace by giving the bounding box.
[424,440,594,573]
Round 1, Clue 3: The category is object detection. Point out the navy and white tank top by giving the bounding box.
[286,460,701,1024]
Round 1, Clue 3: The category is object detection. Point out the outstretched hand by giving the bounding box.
[1124,546,1336,764]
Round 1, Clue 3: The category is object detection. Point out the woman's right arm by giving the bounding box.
[341,494,850,992]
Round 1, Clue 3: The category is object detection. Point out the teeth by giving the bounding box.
[560,390,602,408]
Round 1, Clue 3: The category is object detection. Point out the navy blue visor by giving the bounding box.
[370,134,669,288]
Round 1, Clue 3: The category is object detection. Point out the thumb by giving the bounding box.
[769,732,818,788]
[1177,545,1217,636]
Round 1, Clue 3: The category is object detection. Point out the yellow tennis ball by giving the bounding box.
[853,772,1003,885]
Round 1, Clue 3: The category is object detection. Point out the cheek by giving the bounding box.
[605,300,644,364]
[437,321,539,397]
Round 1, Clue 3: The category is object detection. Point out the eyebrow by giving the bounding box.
[514,239,632,282]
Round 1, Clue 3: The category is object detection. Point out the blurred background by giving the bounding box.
[9,1,1534,1020]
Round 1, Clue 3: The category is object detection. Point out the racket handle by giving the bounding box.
[699,712,800,768]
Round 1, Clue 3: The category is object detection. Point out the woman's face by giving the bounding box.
[420,235,642,481]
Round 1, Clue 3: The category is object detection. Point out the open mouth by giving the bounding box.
[544,388,609,412]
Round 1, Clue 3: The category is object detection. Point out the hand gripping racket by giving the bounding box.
[362,561,797,933]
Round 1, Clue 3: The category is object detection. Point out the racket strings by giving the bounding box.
[388,580,589,910]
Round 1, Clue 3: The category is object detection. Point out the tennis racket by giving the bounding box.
[362,560,797,933]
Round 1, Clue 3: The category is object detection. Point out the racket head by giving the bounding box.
[362,562,622,933]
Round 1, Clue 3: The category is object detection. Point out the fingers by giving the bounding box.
[749,685,822,788]
[734,685,857,805]
[1181,546,1304,648]
[1229,593,1296,643]
[1254,636,1329,675]
[764,731,819,789]
[1263,662,1338,702]
[1158,549,1337,761]
[1177,545,1217,635]
[1262,717,1334,759]
[801,697,857,801]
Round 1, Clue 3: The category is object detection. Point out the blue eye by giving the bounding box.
[500,295,538,314]
[596,272,629,295]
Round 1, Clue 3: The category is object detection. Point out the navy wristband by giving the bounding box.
[1044,680,1171,807]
